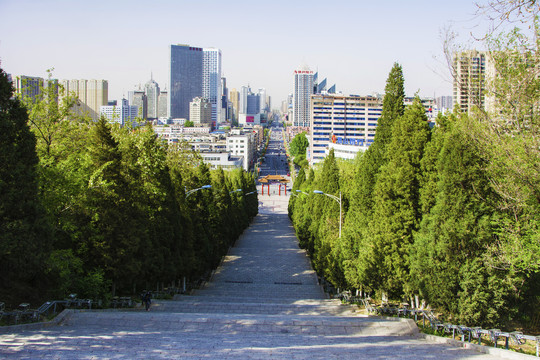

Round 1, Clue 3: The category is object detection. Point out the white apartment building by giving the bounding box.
[310,94,381,164]
[453,50,493,114]
[293,66,314,127]
[227,130,255,171]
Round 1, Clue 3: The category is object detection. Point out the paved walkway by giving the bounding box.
[0,189,513,359]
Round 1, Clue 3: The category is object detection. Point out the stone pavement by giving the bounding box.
[0,190,514,359]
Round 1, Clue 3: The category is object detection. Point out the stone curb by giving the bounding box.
[0,309,74,334]
[418,333,538,359]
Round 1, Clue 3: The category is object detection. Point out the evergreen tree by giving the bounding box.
[368,97,431,297]
[342,63,406,291]
[409,114,515,326]
[0,68,53,305]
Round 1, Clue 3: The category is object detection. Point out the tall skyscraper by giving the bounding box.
[258,88,267,113]
[169,44,203,119]
[128,89,147,119]
[293,65,314,127]
[157,90,168,119]
[145,75,160,119]
[229,88,239,121]
[202,48,222,125]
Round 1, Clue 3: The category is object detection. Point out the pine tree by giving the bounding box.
[0,68,53,304]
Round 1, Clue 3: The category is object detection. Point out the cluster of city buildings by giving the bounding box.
[8,47,491,172]
[285,50,489,165]
[9,43,275,173]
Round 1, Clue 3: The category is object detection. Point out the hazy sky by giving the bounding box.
[0,0,490,107]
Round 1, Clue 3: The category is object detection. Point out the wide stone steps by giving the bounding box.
[62,310,418,337]
[153,297,359,317]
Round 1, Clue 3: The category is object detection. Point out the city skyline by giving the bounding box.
[0,0,492,107]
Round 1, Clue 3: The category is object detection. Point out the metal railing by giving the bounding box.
[338,293,540,357]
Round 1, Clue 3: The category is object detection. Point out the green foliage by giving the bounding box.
[288,50,539,329]
[0,68,53,306]
[184,120,194,127]
[289,132,309,157]
[2,68,259,304]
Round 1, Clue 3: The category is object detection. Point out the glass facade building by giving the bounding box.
[169,44,203,119]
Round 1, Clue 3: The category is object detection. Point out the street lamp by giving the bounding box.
[185,184,212,198]
[245,191,257,196]
[229,188,242,194]
[291,189,309,198]
[313,190,342,238]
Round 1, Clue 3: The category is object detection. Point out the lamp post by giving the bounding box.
[185,184,212,198]
[313,190,342,238]
[291,189,309,198]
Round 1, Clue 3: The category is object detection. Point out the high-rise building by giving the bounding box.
[293,65,314,127]
[169,44,203,120]
[310,94,381,164]
[62,79,108,121]
[128,89,147,120]
[11,75,44,102]
[145,76,160,119]
[229,88,239,121]
[158,90,168,119]
[100,98,138,126]
[246,93,260,114]
[258,88,267,113]
[239,86,250,114]
[453,50,491,114]
[189,97,212,126]
[436,95,453,113]
[202,48,222,125]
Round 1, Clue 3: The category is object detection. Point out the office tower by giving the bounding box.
[189,97,212,126]
[293,65,314,127]
[221,77,228,122]
[145,76,160,119]
[157,90,168,119]
[258,88,267,113]
[309,94,382,164]
[202,48,222,124]
[229,88,239,121]
[12,75,44,102]
[100,98,138,126]
[239,86,250,114]
[453,50,489,113]
[169,44,203,119]
[246,93,260,114]
[128,90,147,119]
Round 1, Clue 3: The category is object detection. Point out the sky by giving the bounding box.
[0,0,493,108]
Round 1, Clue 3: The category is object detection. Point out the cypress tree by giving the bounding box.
[0,68,52,304]
[342,63,406,291]
[368,97,431,297]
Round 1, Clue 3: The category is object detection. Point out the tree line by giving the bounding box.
[0,68,258,307]
[289,21,539,328]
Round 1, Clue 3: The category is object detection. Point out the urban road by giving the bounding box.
[0,125,519,359]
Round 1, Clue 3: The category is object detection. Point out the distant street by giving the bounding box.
[258,121,289,178]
